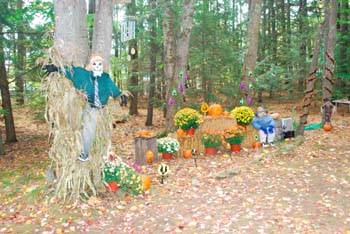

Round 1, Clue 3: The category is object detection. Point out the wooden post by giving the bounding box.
[134,136,158,165]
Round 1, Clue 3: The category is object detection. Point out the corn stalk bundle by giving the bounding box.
[41,48,119,201]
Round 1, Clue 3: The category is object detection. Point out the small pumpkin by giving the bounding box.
[146,150,155,163]
[270,112,280,120]
[141,174,151,191]
[208,104,223,116]
[137,130,149,137]
[252,141,262,149]
[222,111,230,116]
[183,149,192,159]
[323,124,332,131]
[176,128,186,137]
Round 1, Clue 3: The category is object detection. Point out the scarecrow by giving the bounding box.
[45,54,124,161]
[252,106,276,147]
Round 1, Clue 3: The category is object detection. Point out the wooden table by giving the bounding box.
[333,99,350,112]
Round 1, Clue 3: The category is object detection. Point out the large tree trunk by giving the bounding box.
[322,0,338,101]
[15,0,25,105]
[145,0,157,126]
[299,24,323,136]
[0,26,17,143]
[163,0,195,131]
[162,1,176,129]
[240,0,263,106]
[297,0,307,93]
[92,0,113,69]
[54,0,89,66]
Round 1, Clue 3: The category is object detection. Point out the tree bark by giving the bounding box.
[299,24,323,136]
[92,0,113,69]
[0,25,17,143]
[297,0,307,93]
[240,0,263,106]
[322,0,338,101]
[128,39,139,115]
[15,0,25,105]
[145,0,157,126]
[54,0,89,66]
[162,0,176,129]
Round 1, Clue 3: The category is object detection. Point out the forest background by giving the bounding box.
[0,0,348,148]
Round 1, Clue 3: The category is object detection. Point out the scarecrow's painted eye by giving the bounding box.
[93,63,96,65]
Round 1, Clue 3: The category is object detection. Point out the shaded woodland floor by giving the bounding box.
[1,101,350,233]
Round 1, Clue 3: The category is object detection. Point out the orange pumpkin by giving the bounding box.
[252,141,262,149]
[183,150,192,159]
[222,111,230,116]
[137,130,149,137]
[323,124,332,131]
[146,150,155,163]
[208,104,223,116]
[176,128,186,137]
[141,174,151,191]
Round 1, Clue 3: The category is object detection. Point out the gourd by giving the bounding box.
[141,174,151,191]
[176,128,186,137]
[252,141,262,148]
[146,150,155,163]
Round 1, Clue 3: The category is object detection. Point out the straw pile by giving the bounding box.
[41,48,118,201]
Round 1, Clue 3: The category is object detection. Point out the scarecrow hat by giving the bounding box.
[257,106,268,113]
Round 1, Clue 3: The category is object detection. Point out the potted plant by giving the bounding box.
[230,106,255,126]
[200,130,222,156]
[103,153,144,195]
[223,125,246,152]
[174,108,202,135]
[157,137,180,160]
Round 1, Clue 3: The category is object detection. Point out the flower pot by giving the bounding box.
[107,181,119,191]
[162,153,173,160]
[230,144,241,152]
[205,147,217,156]
[186,127,195,135]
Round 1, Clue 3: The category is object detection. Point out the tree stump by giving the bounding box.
[134,136,158,165]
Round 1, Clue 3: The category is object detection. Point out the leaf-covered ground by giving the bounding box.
[1,102,350,233]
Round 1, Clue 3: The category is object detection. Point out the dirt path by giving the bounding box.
[1,105,350,233]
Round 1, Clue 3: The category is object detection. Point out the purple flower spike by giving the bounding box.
[178,83,184,93]
[185,72,190,81]
[240,81,246,90]
[247,97,253,105]
[168,97,175,105]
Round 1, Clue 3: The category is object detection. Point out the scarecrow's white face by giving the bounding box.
[92,60,103,77]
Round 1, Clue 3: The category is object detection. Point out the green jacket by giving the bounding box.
[64,67,121,106]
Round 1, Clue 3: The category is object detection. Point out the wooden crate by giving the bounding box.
[134,136,158,165]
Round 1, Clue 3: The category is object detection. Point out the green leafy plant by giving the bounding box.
[174,108,202,130]
[157,137,180,153]
[200,130,222,148]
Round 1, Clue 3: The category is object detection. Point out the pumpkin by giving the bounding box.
[176,128,186,137]
[183,149,192,159]
[323,124,332,131]
[146,150,155,163]
[252,141,262,149]
[270,112,280,120]
[208,104,223,116]
[141,174,151,191]
[137,130,149,137]
[222,111,230,116]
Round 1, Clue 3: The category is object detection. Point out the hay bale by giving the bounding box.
[241,124,259,148]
